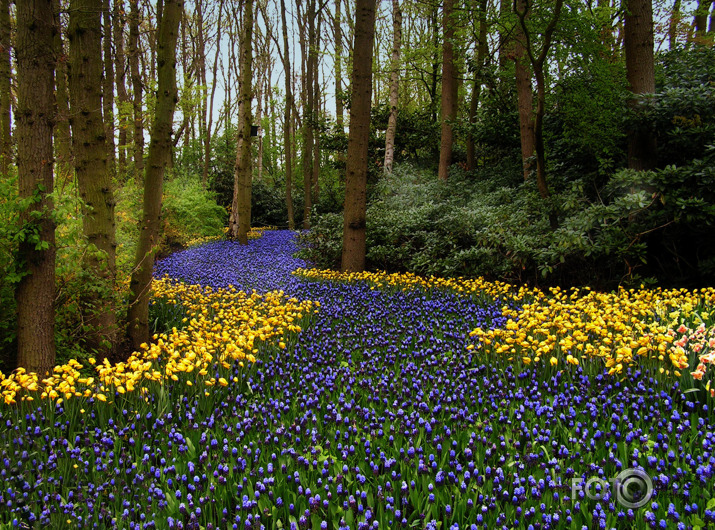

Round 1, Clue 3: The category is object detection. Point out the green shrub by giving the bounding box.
[162,173,226,251]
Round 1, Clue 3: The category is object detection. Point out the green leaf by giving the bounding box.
[691,515,706,527]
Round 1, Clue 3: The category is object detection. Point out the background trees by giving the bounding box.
[2,0,715,373]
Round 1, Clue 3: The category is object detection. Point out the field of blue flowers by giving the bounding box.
[2,230,715,530]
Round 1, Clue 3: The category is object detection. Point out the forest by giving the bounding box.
[1,0,715,528]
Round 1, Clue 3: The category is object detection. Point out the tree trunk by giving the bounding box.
[114,0,130,177]
[280,0,295,229]
[514,0,535,181]
[0,0,11,176]
[68,0,119,360]
[311,9,321,204]
[515,0,563,229]
[257,73,264,182]
[102,0,116,177]
[341,0,376,273]
[15,0,56,375]
[228,0,253,244]
[127,0,182,351]
[498,0,510,71]
[203,0,224,187]
[196,0,208,174]
[668,0,681,49]
[429,6,439,122]
[466,0,487,172]
[624,0,657,170]
[129,0,145,176]
[383,0,401,174]
[437,0,458,181]
[301,0,315,229]
[694,0,709,38]
[53,0,73,181]
[334,0,344,132]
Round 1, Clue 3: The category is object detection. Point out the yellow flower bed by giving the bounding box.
[469,286,715,380]
[293,267,531,301]
[0,277,317,406]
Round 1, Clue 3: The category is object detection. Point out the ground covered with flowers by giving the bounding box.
[2,230,715,529]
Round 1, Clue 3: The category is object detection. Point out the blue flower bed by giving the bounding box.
[2,231,715,529]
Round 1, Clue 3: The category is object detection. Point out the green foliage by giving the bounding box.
[148,295,188,335]
[162,172,226,251]
[652,46,715,167]
[0,172,19,370]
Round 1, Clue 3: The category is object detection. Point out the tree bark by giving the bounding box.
[127,0,182,351]
[624,0,657,170]
[383,0,401,174]
[514,0,535,181]
[68,0,119,360]
[0,0,11,176]
[280,0,295,229]
[341,0,376,273]
[466,0,487,171]
[129,0,145,176]
[15,0,57,375]
[228,0,253,244]
[437,0,457,181]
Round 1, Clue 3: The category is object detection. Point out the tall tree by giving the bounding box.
[53,0,73,179]
[228,0,253,244]
[114,0,131,176]
[624,0,657,170]
[466,0,488,171]
[68,0,118,359]
[341,0,376,272]
[311,7,321,203]
[102,0,116,176]
[300,0,316,228]
[127,0,182,351]
[334,0,344,133]
[668,0,681,49]
[203,0,225,187]
[515,0,563,209]
[0,0,10,176]
[513,0,535,181]
[383,0,401,174]
[437,0,458,181]
[280,0,295,229]
[693,0,710,38]
[15,0,56,375]
[129,0,145,175]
